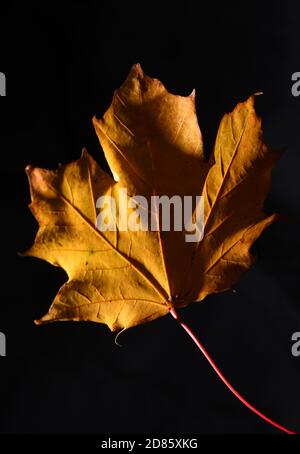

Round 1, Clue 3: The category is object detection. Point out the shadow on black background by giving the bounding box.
[0,1,299,433]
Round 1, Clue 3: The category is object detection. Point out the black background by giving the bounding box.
[0,0,300,434]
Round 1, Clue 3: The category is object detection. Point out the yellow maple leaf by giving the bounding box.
[24,64,281,332]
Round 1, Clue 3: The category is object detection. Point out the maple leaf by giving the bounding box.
[24,64,281,332]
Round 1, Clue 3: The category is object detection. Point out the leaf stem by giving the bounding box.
[169,308,296,434]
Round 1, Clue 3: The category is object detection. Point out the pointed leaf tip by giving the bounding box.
[131,63,144,76]
[81,148,88,158]
[189,88,196,99]
[248,92,263,107]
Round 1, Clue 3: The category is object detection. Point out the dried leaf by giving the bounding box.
[24,64,281,331]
